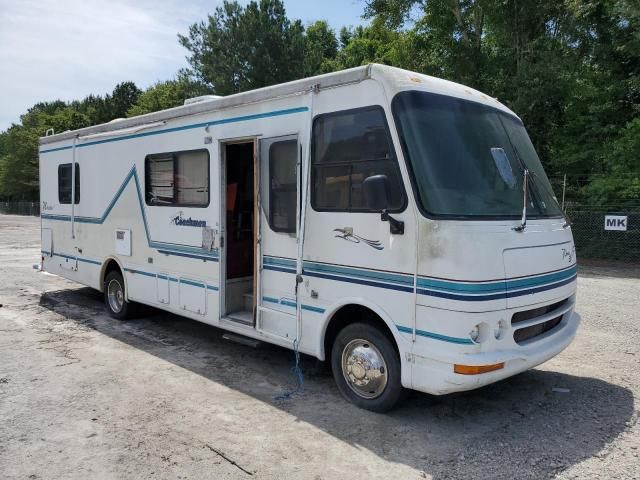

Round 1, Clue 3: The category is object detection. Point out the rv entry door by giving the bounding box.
[257,135,299,342]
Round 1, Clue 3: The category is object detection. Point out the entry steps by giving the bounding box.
[222,332,261,348]
[225,310,253,326]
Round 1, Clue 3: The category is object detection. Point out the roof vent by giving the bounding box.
[184,95,222,106]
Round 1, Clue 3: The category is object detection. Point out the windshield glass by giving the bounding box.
[392,91,562,219]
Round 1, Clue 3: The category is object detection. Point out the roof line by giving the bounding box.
[39,64,373,146]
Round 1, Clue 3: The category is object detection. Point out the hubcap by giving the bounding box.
[341,338,388,399]
[107,279,125,313]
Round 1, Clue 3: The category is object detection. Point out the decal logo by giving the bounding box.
[333,228,383,251]
[171,211,207,228]
[562,245,576,263]
[41,201,54,211]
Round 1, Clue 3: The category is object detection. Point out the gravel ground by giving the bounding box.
[0,214,638,480]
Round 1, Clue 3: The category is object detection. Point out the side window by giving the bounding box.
[311,106,405,212]
[58,163,80,204]
[145,149,209,207]
[268,140,297,233]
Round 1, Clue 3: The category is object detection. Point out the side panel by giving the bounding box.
[39,96,312,333]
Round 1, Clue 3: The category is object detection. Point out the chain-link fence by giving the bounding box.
[0,201,40,216]
[550,174,639,264]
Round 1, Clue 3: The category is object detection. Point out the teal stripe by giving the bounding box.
[396,325,474,344]
[506,265,577,291]
[417,277,506,293]
[261,296,325,314]
[266,256,574,297]
[301,304,326,314]
[304,260,413,286]
[45,251,102,266]
[263,256,296,268]
[40,107,309,154]
[124,267,218,290]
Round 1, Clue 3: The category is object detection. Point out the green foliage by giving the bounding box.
[127,77,211,117]
[1,0,637,206]
[178,0,306,94]
[0,83,141,200]
[303,21,339,75]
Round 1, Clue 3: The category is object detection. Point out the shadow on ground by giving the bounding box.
[39,287,634,480]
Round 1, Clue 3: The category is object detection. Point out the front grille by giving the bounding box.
[512,298,569,345]
[512,299,567,325]
[513,315,563,344]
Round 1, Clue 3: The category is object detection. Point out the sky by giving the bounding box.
[0,0,367,131]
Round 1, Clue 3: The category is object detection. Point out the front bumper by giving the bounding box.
[408,311,580,395]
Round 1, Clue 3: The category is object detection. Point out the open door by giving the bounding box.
[221,140,257,325]
[256,135,299,341]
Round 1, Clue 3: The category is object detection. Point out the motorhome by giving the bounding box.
[38,64,579,412]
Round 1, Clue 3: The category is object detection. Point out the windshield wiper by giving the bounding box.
[513,168,529,232]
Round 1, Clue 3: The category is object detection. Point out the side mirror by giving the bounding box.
[363,174,404,235]
[363,174,390,211]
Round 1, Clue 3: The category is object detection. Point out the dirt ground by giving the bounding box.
[0,214,638,480]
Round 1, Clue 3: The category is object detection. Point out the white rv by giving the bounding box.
[39,64,579,411]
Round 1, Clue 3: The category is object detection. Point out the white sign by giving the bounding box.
[604,215,628,231]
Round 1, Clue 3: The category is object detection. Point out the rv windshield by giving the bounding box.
[392,91,562,219]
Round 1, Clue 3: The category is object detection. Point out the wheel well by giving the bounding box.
[323,304,399,362]
[101,259,122,291]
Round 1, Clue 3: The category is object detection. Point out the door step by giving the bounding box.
[222,332,261,348]
[225,310,254,326]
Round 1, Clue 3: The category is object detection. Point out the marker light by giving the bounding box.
[454,362,505,375]
[469,325,480,342]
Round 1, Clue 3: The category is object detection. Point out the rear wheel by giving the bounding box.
[331,322,404,412]
[104,270,132,320]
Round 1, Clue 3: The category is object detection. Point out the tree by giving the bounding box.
[178,0,306,94]
[303,21,339,76]
[127,77,211,117]
[0,83,141,200]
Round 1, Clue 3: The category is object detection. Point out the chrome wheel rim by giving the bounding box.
[107,278,125,313]
[341,338,388,399]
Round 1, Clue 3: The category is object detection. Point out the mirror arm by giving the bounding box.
[381,210,404,235]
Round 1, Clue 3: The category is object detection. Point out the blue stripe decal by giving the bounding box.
[41,166,219,260]
[157,249,218,261]
[44,251,102,266]
[39,107,309,154]
[506,265,576,291]
[304,269,414,293]
[301,304,326,314]
[506,274,577,298]
[262,256,576,302]
[396,325,474,344]
[263,264,297,274]
[124,267,218,291]
[305,260,413,287]
[263,256,296,268]
[261,296,325,314]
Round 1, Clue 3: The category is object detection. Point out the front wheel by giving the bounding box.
[331,322,405,412]
[104,270,133,320]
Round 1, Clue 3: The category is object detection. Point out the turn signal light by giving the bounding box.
[454,362,505,375]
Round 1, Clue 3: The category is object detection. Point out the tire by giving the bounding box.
[104,270,133,320]
[331,322,405,412]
